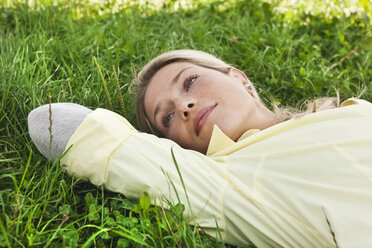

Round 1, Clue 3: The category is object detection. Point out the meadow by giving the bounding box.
[0,0,371,247]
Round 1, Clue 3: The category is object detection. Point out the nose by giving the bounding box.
[178,100,195,120]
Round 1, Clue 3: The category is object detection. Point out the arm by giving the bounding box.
[61,108,228,239]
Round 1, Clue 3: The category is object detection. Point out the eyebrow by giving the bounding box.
[152,66,192,126]
[172,66,192,84]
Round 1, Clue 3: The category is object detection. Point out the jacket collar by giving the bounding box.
[206,125,260,156]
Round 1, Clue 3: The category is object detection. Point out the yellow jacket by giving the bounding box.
[61,98,372,247]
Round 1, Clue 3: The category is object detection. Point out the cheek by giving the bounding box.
[168,125,190,147]
[199,78,244,100]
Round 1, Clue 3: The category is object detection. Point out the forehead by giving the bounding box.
[151,61,194,84]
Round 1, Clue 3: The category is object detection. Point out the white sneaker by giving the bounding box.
[28,103,92,161]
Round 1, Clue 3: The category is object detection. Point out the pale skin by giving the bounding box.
[144,62,281,154]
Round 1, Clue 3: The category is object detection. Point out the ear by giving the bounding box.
[228,68,256,97]
[229,68,253,85]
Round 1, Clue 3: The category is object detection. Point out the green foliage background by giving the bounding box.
[0,0,371,247]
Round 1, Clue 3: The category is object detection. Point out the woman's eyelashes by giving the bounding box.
[184,75,197,91]
[162,112,174,127]
[161,75,197,128]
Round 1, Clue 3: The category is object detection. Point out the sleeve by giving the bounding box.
[340,98,372,116]
[60,108,228,239]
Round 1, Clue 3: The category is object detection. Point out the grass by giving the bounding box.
[0,0,371,247]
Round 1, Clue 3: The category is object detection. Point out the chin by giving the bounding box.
[183,142,207,154]
[213,122,237,140]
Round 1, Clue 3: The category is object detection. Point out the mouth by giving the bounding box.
[194,104,217,136]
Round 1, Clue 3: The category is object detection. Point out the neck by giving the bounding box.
[262,112,283,130]
[256,103,283,130]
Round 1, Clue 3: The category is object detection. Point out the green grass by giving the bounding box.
[0,0,371,247]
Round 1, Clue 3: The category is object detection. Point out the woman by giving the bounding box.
[28,50,372,247]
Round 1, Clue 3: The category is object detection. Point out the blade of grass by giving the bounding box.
[93,56,113,110]
[0,217,11,248]
[113,65,127,116]
[17,150,32,194]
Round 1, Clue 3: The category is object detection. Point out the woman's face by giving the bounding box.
[144,61,266,153]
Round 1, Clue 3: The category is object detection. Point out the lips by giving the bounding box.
[194,104,216,136]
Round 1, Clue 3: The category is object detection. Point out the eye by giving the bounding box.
[184,75,197,91]
[162,112,174,127]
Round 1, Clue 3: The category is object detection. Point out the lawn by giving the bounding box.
[0,0,371,247]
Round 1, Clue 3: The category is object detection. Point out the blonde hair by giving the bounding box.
[133,49,338,135]
[133,49,233,136]
[275,97,339,121]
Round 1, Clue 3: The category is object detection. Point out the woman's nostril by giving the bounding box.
[184,112,188,117]
[188,103,194,108]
